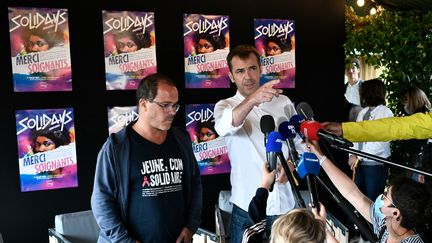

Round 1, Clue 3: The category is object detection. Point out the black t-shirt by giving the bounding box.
[127,128,185,243]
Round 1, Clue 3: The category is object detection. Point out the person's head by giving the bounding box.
[226,45,262,97]
[400,86,431,114]
[30,127,71,153]
[270,208,326,243]
[345,58,361,84]
[195,32,226,54]
[360,78,386,107]
[198,121,218,142]
[114,31,151,54]
[23,27,63,53]
[265,36,291,56]
[136,73,179,131]
[381,177,432,230]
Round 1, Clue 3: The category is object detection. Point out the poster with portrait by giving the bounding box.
[185,104,230,175]
[107,105,138,134]
[254,18,296,88]
[8,7,72,92]
[103,10,157,90]
[183,14,230,89]
[15,108,78,192]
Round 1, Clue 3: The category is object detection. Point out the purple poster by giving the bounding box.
[254,18,296,88]
[16,108,78,192]
[103,10,157,90]
[8,7,72,92]
[183,14,230,89]
[107,106,138,134]
[186,104,230,175]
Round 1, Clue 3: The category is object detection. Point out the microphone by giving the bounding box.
[289,114,306,141]
[265,131,283,191]
[296,102,314,120]
[278,121,299,166]
[266,132,306,207]
[260,115,275,163]
[297,152,320,210]
[300,121,354,147]
[265,131,282,172]
[260,115,275,146]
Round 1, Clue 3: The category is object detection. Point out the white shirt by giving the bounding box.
[214,91,306,215]
[345,81,361,106]
[353,105,394,165]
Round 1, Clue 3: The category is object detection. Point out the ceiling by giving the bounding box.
[347,0,432,16]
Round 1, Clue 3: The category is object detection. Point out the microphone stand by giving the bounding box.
[315,175,378,243]
[330,145,432,177]
[277,153,306,208]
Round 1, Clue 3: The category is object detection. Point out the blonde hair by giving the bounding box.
[404,87,431,114]
[270,208,326,243]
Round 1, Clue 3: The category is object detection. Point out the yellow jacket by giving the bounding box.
[342,112,432,142]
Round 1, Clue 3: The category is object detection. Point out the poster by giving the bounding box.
[8,7,72,92]
[107,105,138,134]
[15,108,78,192]
[103,10,157,90]
[185,104,230,175]
[183,14,230,89]
[254,18,296,88]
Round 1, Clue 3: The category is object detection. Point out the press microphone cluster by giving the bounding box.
[287,102,377,242]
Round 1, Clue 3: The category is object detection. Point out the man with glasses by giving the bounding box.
[91,73,202,243]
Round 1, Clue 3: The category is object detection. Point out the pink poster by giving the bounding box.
[103,10,157,90]
[254,18,296,88]
[9,7,72,92]
[186,103,231,175]
[16,108,78,192]
[183,14,230,89]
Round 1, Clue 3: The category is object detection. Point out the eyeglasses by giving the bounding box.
[381,191,396,208]
[150,100,180,112]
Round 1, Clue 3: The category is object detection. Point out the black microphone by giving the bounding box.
[301,121,354,148]
[278,121,299,166]
[297,152,321,211]
[260,115,275,146]
[296,102,314,121]
[260,115,275,162]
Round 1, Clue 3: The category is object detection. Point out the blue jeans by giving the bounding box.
[230,204,278,243]
[354,164,388,200]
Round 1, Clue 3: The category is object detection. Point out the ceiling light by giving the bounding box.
[357,0,365,7]
[370,7,377,15]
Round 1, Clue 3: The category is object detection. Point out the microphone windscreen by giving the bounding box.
[260,115,275,134]
[278,121,296,139]
[300,121,322,141]
[297,152,320,178]
[266,131,283,152]
[296,102,314,120]
[289,114,306,132]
